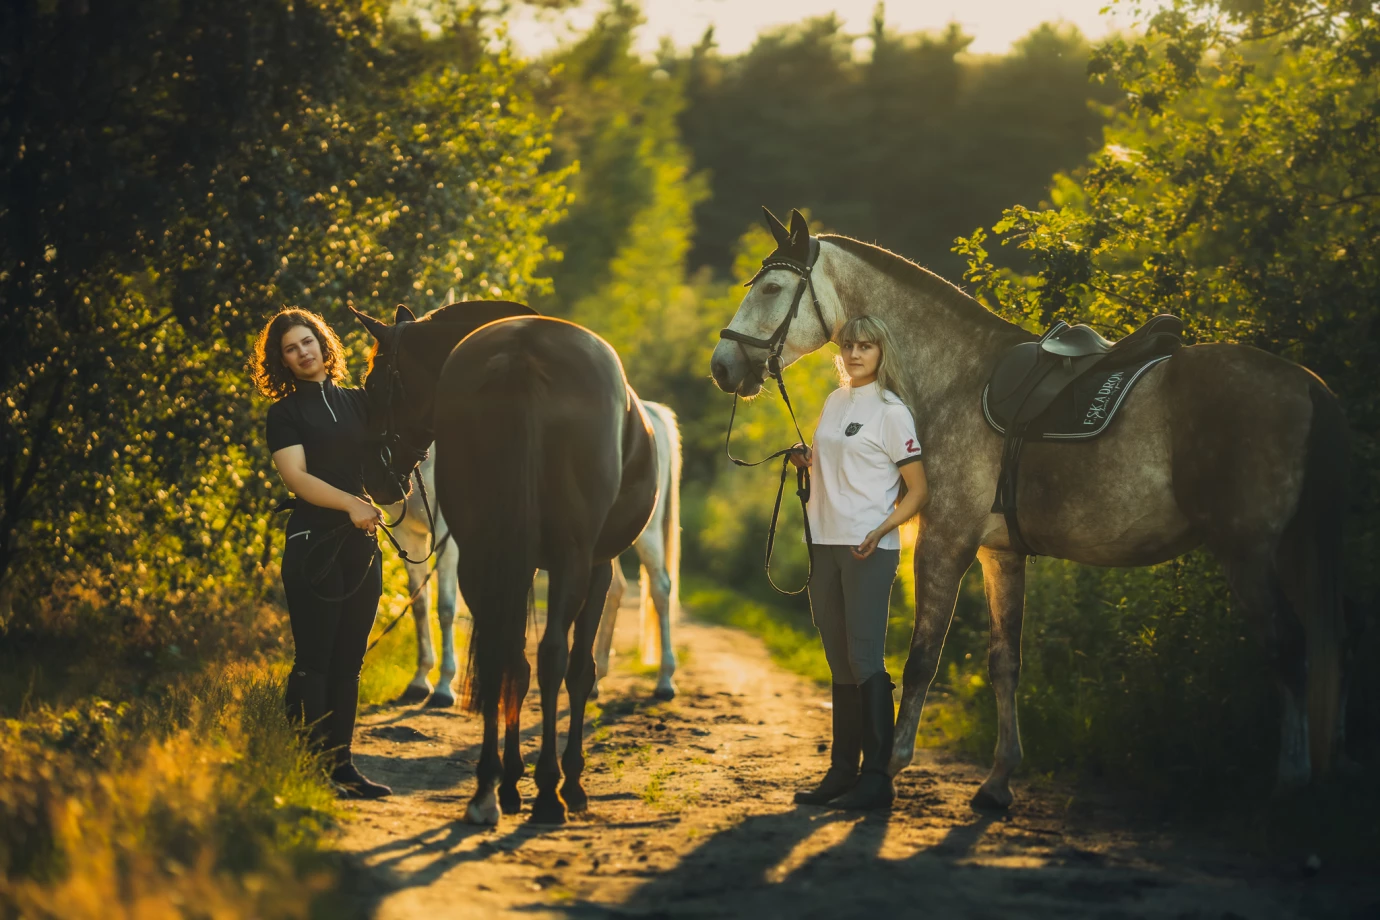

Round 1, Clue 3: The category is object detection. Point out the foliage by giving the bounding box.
[954,0,1380,778]
[674,8,1117,279]
[0,668,340,918]
[0,2,569,655]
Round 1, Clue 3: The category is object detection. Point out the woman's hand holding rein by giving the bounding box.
[272,444,383,535]
[347,496,382,535]
[788,442,812,470]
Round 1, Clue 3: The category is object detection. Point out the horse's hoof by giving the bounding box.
[425,691,456,709]
[561,785,588,813]
[396,683,431,705]
[499,785,523,815]
[971,786,1012,811]
[589,684,601,701]
[528,794,567,825]
[465,797,500,826]
[652,684,676,702]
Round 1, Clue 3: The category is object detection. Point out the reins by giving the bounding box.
[299,466,440,603]
[718,238,830,595]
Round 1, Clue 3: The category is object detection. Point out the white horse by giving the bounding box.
[592,400,682,701]
[387,449,462,707]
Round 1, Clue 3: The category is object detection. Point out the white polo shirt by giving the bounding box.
[806,382,921,550]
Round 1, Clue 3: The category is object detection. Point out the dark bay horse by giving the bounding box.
[356,304,658,825]
[709,209,1350,807]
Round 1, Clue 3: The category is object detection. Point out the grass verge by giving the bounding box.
[0,664,343,918]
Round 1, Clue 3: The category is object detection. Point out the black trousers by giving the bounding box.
[280,513,382,763]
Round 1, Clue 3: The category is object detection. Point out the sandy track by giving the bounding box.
[335,601,1378,919]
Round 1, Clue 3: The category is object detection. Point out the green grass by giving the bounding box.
[0,666,344,918]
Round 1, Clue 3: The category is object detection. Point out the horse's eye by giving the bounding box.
[760,282,782,296]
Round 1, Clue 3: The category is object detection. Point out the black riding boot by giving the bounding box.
[830,671,895,810]
[285,669,332,752]
[326,677,391,799]
[794,683,862,805]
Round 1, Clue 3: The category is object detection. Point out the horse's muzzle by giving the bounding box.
[710,341,764,396]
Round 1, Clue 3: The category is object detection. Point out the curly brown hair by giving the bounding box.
[250,308,349,400]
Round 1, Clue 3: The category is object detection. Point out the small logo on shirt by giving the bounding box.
[844,422,862,437]
[905,438,919,454]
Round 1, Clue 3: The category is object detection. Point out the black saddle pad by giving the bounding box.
[983,352,1173,441]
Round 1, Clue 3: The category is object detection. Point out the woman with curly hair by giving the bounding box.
[251,307,390,799]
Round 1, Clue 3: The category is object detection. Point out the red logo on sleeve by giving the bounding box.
[905,438,919,454]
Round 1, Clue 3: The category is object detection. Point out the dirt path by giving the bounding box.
[336,602,1377,919]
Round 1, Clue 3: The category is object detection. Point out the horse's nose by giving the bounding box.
[710,357,732,391]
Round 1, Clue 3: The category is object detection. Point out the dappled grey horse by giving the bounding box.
[710,209,1350,807]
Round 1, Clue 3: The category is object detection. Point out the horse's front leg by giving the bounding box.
[890,540,977,777]
[973,546,1026,809]
[401,559,436,704]
[428,535,461,708]
[562,560,614,813]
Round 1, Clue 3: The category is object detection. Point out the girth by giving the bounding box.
[983,315,1184,557]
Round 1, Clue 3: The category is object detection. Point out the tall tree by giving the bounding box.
[0,2,568,635]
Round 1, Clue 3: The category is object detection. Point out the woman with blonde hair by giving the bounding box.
[251,307,391,799]
[790,313,927,810]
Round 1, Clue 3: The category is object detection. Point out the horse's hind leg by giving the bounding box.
[1222,551,1311,789]
[591,559,626,700]
[638,539,677,701]
[464,693,503,825]
[530,556,591,825]
[499,650,531,814]
[561,560,615,813]
[973,547,1026,810]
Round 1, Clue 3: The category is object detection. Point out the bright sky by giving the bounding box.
[506,0,1136,58]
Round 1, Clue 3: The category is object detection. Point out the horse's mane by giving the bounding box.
[421,300,539,325]
[818,234,986,315]
[366,300,541,373]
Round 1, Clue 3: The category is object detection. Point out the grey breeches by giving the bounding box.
[808,544,900,685]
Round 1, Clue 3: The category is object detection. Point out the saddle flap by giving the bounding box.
[986,341,1043,420]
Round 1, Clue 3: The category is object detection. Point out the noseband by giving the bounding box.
[717,238,830,595]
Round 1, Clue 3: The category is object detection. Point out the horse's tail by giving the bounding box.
[639,402,681,666]
[461,352,543,719]
[1284,381,1349,776]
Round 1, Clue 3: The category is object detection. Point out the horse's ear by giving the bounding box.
[762,206,790,249]
[788,209,810,250]
[394,303,416,324]
[349,305,388,340]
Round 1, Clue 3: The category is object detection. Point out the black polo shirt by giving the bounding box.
[266,379,372,520]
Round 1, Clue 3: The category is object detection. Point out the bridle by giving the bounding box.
[367,321,439,564]
[717,238,831,595]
